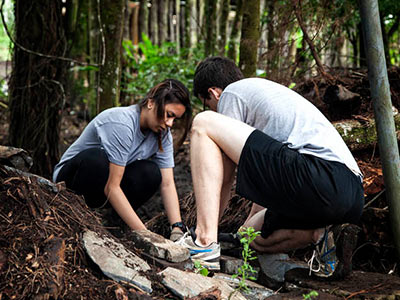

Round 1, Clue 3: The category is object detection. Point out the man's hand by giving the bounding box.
[170,227,184,242]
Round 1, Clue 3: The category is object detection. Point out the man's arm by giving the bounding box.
[104,162,146,230]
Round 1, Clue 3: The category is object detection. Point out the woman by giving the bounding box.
[53,79,191,241]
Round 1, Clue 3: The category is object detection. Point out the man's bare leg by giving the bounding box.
[243,209,325,253]
[190,111,255,246]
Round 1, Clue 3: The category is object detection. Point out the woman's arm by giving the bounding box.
[104,162,146,230]
[159,168,182,225]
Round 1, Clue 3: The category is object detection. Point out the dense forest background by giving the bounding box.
[0,0,399,178]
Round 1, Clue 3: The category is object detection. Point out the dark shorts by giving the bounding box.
[237,130,364,238]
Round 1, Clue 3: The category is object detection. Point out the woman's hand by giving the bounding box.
[170,227,184,242]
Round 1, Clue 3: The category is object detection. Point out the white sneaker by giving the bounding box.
[175,232,221,271]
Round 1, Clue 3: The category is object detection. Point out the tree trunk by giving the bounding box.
[139,0,149,41]
[169,0,175,43]
[204,0,217,56]
[88,0,100,118]
[150,0,159,45]
[9,1,68,178]
[227,0,243,62]
[159,0,168,44]
[239,0,260,77]
[184,0,192,49]
[265,0,276,78]
[218,0,229,55]
[98,0,125,112]
[175,0,181,52]
[197,0,205,39]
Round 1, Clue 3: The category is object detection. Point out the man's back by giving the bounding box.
[217,78,361,178]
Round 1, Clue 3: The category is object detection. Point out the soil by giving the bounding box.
[0,66,399,299]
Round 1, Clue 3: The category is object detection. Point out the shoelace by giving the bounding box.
[308,248,322,275]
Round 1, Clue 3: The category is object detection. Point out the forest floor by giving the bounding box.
[0,66,399,299]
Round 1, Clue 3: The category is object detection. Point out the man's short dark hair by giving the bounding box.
[193,56,244,100]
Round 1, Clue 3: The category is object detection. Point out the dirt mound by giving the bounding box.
[0,165,148,299]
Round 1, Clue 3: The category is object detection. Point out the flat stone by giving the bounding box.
[214,273,274,300]
[0,145,33,172]
[258,253,307,285]
[82,230,152,293]
[128,229,190,263]
[160,267,247,300]
[220,255,259,278]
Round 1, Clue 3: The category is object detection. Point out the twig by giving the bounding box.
[345,283,384,299]
[364,189,385,209]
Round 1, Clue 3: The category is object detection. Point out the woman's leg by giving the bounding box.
[56,148,109,207]
[120,160,162,209]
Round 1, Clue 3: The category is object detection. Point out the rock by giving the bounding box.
[258,253,308,289]
[213,273,274,300]
[128,229,190,263]
[0,145,33,172]
[220,255,259,278]
[159,267,247,300]
[82,230,152,293]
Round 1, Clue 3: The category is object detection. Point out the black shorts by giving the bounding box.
[237,130,364,238]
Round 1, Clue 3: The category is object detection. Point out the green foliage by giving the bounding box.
[122,34,204,110]
[193,260,209,277]
[232,227,261,293]
[303,290,319,299]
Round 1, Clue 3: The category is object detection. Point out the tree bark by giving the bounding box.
[239,0,260,77]
[159,0,168,44]
[139,0,149,41]
[150,0,159,45]
[9,1,68,178]
[98,0,125,112]
[227,0,243,62]
[175,0,181,52]
[204,0,217,56]
[218,0,229,55]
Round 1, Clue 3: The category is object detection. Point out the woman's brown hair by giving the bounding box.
[139,79,192,151]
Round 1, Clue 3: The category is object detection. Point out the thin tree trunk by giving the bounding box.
[98,0,125,112]
[159,0,168,44]
[175,0,180,52]
[204,0,217,56]
[239,0,260,77]
[139,0,149,41]
[169,0,175,43]
[150,0,159,45]
[218,0,229,55]
[227,0,243,61]
[265,0,276,77]
[88,0,100,118]
[197,0,204,39]
[9,1,68,178]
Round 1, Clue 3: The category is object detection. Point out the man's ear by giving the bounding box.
[208,87,221,101]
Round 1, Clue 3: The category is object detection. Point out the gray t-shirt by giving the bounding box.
[53,105,174,182]
[218,78,362,178]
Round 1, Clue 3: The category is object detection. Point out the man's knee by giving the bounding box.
[191,111,218,136]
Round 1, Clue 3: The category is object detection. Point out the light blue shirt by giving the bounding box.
[53,105,174,182]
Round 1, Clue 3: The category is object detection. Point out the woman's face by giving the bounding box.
[146,101,186,133]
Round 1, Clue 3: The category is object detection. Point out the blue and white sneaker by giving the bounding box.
[175,232,221,271]
[308,227,338,278]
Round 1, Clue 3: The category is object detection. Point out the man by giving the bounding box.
[177,56,364,277]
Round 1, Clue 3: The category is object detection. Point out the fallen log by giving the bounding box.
[333,112,400,151]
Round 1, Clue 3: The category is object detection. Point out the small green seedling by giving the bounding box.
[194,260,209,277]
[232,226,261,293]
[303,290,318,299]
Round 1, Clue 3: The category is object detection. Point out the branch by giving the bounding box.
[0,0,100,67]
[292,0,335,83]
